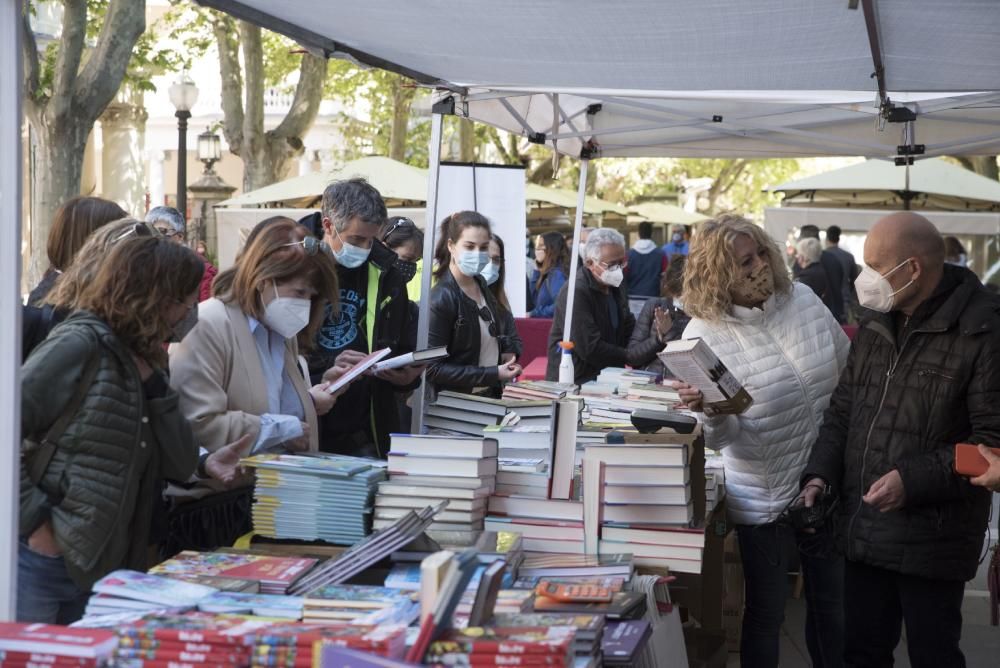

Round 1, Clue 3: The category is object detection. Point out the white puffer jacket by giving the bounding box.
[683,283,849,526]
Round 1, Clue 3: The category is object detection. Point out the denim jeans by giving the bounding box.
[843,559,965,668]
[735,523,844,668]
[16,541,89,624]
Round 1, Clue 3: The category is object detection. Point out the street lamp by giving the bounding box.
[168,72,199,219]
[197,127,222,174]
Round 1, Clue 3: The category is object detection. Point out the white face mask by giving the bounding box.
[481,261,501,286]
[855,259,914,313]
[262,281,311,338]
[599,266,624,288]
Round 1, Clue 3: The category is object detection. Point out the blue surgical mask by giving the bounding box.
[456,250,489,277]
[333,229,371,269]
[481,261,501,286]
[672,232,684,243]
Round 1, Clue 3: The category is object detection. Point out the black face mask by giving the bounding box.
[394,258,418,283]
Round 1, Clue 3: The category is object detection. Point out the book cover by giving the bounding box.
[0,624,116,659]
[532,591,645,618]
[601,620,651,660]
[91,571,216,607]
[196,592,304,618]
[658,338,753,415]
[304,585,414,609]
[150,552,317,588]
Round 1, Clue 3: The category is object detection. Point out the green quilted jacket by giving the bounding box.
[20,311,198,589]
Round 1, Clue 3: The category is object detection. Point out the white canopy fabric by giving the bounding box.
[769,158,1000,211]
[629,201,705,226]
[197,0,1000,159]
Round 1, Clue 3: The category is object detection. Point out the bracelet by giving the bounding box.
[196,453,211,480]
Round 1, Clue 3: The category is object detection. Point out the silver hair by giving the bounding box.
[584,227,626,262]
[145,206,185,233]
[796,237,823,266]
[321,178,387,233]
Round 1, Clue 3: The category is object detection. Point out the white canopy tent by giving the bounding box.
[4,0,1000,615]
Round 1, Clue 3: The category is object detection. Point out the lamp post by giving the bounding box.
[168,72,199,220]
[197,127,222,174]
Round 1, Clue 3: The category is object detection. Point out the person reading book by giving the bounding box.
[19,233,203,624]
[427,211,522,396]
[168,218,341,549]
[300,179,424,458]
[671,214,848,668]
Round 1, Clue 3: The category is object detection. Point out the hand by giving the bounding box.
[28,520,61,557]
[498,363,523,382]
[322,349,369,385]
[285,421,311,452]
[970,444,1000,492]
[668,380,704,413]
[863,469,906,512]
[653,307,673,342]
[131,354,154,382]
[309,383,341,416]
[204,434,253,486]
[375,364,427,387]
[501,353,518,366]
[799,477,827,508]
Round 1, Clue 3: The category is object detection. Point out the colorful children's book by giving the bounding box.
[91,571,217,607]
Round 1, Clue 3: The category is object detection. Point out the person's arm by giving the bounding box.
[168,310,262,452]
[628,300,657,349]
[802,334,858,493]
[896,329,1000,506]
[426,286,500,389]
[145,371,199,481]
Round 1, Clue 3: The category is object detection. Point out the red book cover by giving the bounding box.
[150,552,317,588]
[116,615,271,646]
[466,653,568,665]
[115,662,233,668]
[0,651,96,666]
[0,624,116,659]
[113,648,251,663]
[115,639,250,654]
[429,628,574,656]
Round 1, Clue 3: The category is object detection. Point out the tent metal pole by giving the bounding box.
[411,110,444,434]
[0,0,24,621]
[561,158,590,363]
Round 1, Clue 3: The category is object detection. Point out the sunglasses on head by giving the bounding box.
[283,237,332,256]
[382,217,415,242]
[112,223,155,244]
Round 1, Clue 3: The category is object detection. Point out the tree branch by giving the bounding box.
[240,20,264,149]
[49,0,88,121]
[21,9,40,111]
[72,0,145,121]
[487,127,514,164]
[211,12,244,154]
[272,51,327,139]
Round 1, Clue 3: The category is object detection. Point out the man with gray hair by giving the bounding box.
[794,237,830,304]
[546,227,662,383]
[146,205,217,301]
[300,178,421,458]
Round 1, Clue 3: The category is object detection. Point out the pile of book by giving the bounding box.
[0,623,117,667]
[424,390,554,436]
[583,443,704,573]
[602,619,654,667]
[240,453,386,544]
[425,626,577,667]
[379,433,498,546]
[501,380,574,402]
[596,367,660,393]
[300,585,419,625]
[388,531,525,587]
[705,451,727,515]
[149,550,319,595]
[82,570,217,619]
[492,613,606,666]
[197,592,303,619]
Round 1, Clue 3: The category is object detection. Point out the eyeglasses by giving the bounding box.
[155,226,183,239]
[381,217,415,242]
[283,237,332,256]
[598,259,628,272]
[112,223,155,244]
[478,304,499,338]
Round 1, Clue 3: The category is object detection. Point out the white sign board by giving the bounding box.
[434,163,528,317]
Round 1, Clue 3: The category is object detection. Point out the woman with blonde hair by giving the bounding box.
[674,215,849,668]
[168,217,341,549]
[19,233,202,623]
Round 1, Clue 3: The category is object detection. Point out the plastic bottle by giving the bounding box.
[557,341,575,385]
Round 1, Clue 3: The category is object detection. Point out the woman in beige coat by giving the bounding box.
[167,217,342,550]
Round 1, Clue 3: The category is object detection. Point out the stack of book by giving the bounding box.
[250,623,409,662]
[300,585,419,625]
[501,380,574,402]
[705,451,727,515]
[425,391,554,436]
[488,424,553,497]
[424,626,577,667]
[0,623,117,667]
[240,453,386,544]
[455,588,534,618]
[83,571,216,618]
[149,551,318,595]
[595,367,659,393]
[515,554,633,581]
[111,613,274,665]
[380,434,498,546]
[492,613,606,665]
[197,592,303,619]
[487,496,585,554]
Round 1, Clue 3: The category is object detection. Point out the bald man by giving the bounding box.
[802,212,999,667]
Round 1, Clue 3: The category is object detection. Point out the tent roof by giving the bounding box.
[198,1,1000,159]
[525,183,627,216]
[769,158,1000,211]
[218,156,428,208]
[628,201,705,226]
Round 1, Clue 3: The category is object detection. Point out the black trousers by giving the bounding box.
[844,559,966,668]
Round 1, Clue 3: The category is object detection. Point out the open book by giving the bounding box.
[371,346,449,373]
[324,347,392,394]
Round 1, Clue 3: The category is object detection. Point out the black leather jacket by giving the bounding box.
[427,270,522,395]
[805,265,999,581]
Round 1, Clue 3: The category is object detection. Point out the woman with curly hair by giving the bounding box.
[19,232,203,623]
[673,215,849,668]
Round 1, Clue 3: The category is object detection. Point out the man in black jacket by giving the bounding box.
[301,179,423,458]
[546,228,662,384]
[796,224,845,323]
[802,212,999,667]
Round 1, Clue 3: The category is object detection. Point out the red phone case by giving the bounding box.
[954,443,1000,477]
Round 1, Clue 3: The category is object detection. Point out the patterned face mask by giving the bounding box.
[393,258,418,282]
[731,263,774,305]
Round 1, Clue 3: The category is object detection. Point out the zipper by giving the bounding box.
[917,369,956,382]
[845,323,947,560]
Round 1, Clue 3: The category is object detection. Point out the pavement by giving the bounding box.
[726,498,1000,667]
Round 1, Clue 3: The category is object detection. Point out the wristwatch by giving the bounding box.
[196,452,211,480]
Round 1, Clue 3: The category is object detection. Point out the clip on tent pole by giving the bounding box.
[558,157,590,384]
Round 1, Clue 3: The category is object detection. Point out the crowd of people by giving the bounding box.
[15,179,1000,668]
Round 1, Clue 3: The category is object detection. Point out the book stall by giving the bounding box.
[3,353,741,668]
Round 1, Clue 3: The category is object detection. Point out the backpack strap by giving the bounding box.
[27,353,101,485]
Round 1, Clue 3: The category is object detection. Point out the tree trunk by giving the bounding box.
[28,121,91,282]
[242,138,302,192]
[388,79,415,161]
[459,118,476,162]
[969,156,999,181]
